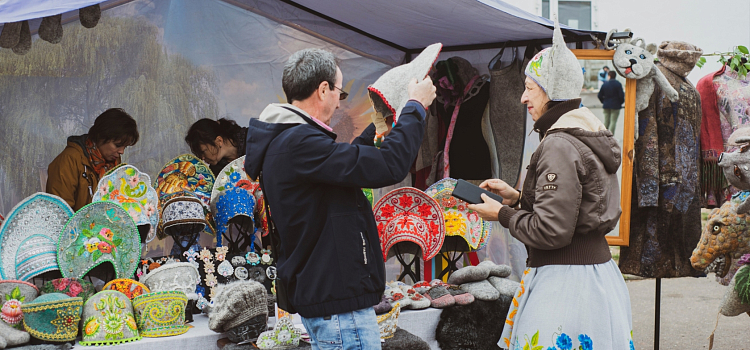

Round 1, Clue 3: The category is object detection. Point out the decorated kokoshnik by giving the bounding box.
[21,293,83,342]
[211,156,259,249]
[132,291,188,337]
[80,290,141,346]
[57,201,141,280]
[102,279,150,300]
[0,193,74,281]
[93,165,159,243]
[426,178,491,251]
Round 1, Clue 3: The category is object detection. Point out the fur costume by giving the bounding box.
[435,296,512,350]
[605,29,679,114]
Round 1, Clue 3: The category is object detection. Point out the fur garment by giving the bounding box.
[436,296,512,350]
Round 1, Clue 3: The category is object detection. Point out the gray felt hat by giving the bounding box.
[368,43,443,135]
[141,262,200,300]
[524,21,583,101]
[208,280,268,333]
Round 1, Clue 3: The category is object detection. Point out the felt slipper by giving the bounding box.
[478,261,512,278]
[39,14,63,44]
[397,285,431,310]
[413,281,432,295]
[426,285,455,308]
[79,4,101,29]
[374,295,393,315]
[0,321,30,347]
[11,21,31,56]
[460,280,500,301]
[447,265,490,285]
[445,284,474,305]
[0,22,22,49]
[384,285,411,309]
[488,276,520,298]
[429,279,446,288]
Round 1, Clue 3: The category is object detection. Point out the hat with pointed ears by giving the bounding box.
[525,21,584,101]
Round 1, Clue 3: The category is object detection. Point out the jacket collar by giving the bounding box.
[533,98,581,140]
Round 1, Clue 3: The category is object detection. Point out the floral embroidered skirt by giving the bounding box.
[499,260,633,350]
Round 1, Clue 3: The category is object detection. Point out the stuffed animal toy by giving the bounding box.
[605,28,679,113]
[691,199,750,280]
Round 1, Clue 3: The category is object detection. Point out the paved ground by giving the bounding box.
[627,274,750,349]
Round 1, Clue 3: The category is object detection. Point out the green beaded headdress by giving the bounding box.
[57,201,141,280]
[132,291,188,337]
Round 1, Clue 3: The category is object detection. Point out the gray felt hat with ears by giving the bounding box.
[525,21,583,101]
[368,43,443,135]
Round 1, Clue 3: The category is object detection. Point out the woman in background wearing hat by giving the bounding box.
[468,23,633,350]
[185,118,248,176]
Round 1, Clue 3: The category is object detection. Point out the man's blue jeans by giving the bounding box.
[300,307,381,350]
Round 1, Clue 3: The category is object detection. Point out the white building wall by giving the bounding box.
[502,0,750,84]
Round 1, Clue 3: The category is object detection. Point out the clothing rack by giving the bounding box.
[654,278,662,350]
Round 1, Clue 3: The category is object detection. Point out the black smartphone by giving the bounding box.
[452,179,504,205]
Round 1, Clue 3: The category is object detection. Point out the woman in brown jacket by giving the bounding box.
[46,108,139,211]
[469,23,632,350]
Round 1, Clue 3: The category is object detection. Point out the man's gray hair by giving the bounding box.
[282,48,338,103]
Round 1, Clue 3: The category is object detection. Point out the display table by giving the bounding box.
[397,308,442,350]
[77,308,443,350]
[76,314,227,350]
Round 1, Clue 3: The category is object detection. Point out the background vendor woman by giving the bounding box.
[184,118,247,175]
[468,23,633,350]
[46,108,139,211]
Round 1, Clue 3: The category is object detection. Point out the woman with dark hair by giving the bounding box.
[185,118,248,175]
[47,108,139,211]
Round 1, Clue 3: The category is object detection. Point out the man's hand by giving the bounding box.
[478,179,519,206]
[467,194,503,221]
[408,77,436,108]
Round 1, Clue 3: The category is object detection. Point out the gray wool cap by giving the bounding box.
[525,21,583,101]
[208,280,268,333]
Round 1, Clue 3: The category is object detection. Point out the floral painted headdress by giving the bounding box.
[373,187,445,261]
[426,178,491,251]
[93,165,159,243]
[80,290,141,346]
[211,156,259,247]
[132,291,188,338]
[57,201,141,280]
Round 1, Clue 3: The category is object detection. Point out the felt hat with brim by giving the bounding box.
[524,21,583,101]
[93,165,160,243]
[21,293,83,342]
[368,43,443,134]
[373,187,445,261]
[80,290,141,346]
[0,193,73,281]
[56,201,141,280]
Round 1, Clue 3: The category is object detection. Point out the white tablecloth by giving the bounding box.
[397,308,442,350]
[76,314,226,350]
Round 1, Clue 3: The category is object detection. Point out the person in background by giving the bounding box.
[597,65,610,89]
[598,70,625,134]
[468,23,632,350]
[185,118,248,175]
[244,48,436,350]
[46,108,139,211]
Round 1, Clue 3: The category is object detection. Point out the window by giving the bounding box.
[542,0,550,19]
[558,1,591,30]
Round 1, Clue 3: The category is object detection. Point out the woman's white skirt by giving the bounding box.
[499,260,633,350]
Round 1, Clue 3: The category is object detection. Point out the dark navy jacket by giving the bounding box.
[244,101,426,318]
[597,79,625,110]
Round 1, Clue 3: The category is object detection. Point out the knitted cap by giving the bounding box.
[368,43,443,134]
[208,280,267,333]
[525,21,583,101]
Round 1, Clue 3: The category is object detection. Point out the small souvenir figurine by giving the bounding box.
[260,248,273,265]
[246,251,260,266]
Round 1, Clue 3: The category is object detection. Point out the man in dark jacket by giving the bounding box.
[597,70,625,133]
[244,48,436,349]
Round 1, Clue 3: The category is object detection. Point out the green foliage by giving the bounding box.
[0,16,219,213]
[734,265,750,304]
[92,250,102,262]
[698,46,750,78]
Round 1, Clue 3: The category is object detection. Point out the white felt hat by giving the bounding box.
[525,21,583,101]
